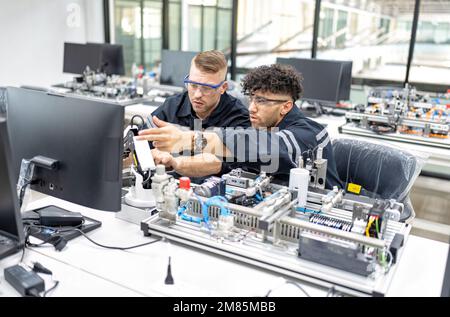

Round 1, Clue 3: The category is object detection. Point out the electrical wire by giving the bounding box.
[379,249,387,267]
[27,261,60,297]
[60,227,163,250]
[18,180,32,208]
[375,218,380,238]
[141,170,152,188]
[24,223,162,251]
[19,244,26,263]
[59,227,163,251]
[130,115,145,129]
[265,280,310,297]
[365,217,375,237]
[19,224,39,262]
[43,280,60,297]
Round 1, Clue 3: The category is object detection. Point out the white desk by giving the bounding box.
[22,192,323,297]
[0,247,145,297]
[9,191,447,297]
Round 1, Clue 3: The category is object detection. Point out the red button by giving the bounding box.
[179,177,191,190]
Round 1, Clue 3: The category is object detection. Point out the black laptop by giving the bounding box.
[0,117,25,260]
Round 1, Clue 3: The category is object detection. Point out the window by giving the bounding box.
[169,0,182,50]
[236,0,316,69]
[143,1,163,72]
[114,0,141,75]
[409,0,450,86]
[182,0,233,52]
[113,0,162,75]
[187,5,202,50]
[317,0,416,83]
[109,0,448,91]
[111,0,232,74]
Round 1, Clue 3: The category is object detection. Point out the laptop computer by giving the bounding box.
[0,117,25,260]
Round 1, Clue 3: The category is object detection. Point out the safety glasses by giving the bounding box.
[183,75,226,96]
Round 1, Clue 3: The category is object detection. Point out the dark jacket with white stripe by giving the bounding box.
[217,105,342,189]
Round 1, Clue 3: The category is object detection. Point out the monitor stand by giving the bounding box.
[299,101,323,118]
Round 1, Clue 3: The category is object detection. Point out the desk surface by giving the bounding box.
[0,248,145,297]
[1,191,446,297]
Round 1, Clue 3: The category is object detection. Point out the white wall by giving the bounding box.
[0,0,104,88]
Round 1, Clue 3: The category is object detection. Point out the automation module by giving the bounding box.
[62,67,146,106]
[340,85,450,149]
[141,163,411,297]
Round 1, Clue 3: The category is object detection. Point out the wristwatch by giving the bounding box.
[193,131,207,154]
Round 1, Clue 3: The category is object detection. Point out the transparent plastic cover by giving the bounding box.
[332,138,428,221]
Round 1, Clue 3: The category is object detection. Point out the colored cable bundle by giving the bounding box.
[365,215,380,238]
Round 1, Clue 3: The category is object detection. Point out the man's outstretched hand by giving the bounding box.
[136,116,192,153]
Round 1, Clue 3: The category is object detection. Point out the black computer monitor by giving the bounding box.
[63,42,125,76]
[6,87,124,212]
[63,42,101,75]
[0,118,25,259]
[277,57,353,105]
[160,50,198,87]
[89,43,125,76]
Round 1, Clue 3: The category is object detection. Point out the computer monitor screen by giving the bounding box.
[63,42,102,75]
[0,118,24,242]
[89,43,125,76]
[160,50,198,87]
[6,87,124,212]
[63,42,125,76]
[277,57,352,104]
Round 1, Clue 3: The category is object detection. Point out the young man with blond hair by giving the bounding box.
[150,50,249,130]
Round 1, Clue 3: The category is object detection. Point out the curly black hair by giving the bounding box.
[241,64,303,101]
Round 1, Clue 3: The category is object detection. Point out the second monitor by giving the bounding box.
[277,57,352,106]
[160,50,198,88]
[63,42,125,76]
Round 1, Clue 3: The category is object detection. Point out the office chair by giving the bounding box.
[332,138,421,222]
[0,87,6,114]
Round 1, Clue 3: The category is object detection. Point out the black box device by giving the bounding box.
[4,265,45,296]
[37,206,84,227]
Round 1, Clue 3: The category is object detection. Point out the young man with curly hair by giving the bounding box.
[138,64,342,189]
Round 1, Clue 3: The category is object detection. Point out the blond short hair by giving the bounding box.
[192,50,228,77]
